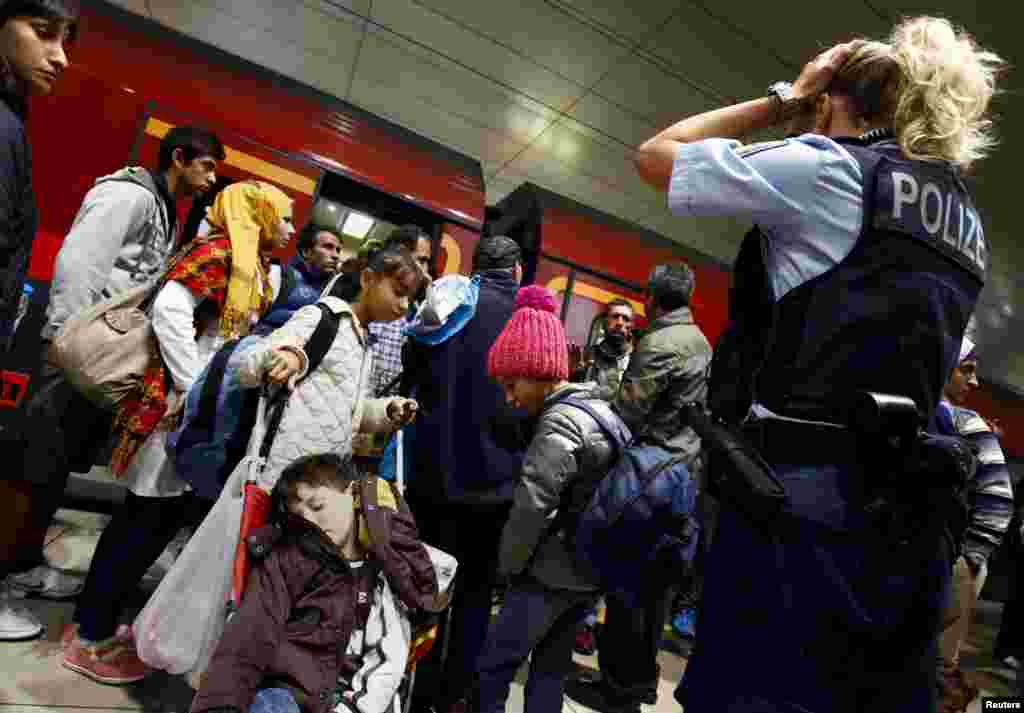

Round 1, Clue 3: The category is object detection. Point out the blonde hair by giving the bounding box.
[834,17,1005,170]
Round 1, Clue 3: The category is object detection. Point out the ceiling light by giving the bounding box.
[342,211,375,239]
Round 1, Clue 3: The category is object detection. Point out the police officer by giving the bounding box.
[634,17,1003,713]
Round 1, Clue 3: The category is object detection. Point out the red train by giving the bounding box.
[2,0,1019,460]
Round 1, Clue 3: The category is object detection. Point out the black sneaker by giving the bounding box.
[563,675,641,713]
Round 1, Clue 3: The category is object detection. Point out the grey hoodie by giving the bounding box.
[43,167,175,341]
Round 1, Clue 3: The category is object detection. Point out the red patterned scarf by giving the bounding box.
[109,236,272,476]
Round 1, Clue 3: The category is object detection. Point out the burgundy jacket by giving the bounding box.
[191,478,443,713]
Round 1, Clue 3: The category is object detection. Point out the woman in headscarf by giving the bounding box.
[62,180,295,687]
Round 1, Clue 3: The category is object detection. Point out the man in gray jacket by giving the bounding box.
[0,126,223,638]
[566,261,711,713]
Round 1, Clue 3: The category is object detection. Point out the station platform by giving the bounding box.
[0,505,1017,712]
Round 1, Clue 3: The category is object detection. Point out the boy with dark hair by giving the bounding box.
[156,126,226,172]
[2,125,224,629]
[190,453,443,713]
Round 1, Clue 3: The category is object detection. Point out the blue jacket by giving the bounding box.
[252,256,332,336]
[406,270,528,505]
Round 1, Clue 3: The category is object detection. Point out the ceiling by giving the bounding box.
[108,0,1023,389]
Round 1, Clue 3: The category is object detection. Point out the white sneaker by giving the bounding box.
[8,565,85,600]
[0,601,43,640]
[1002,655,1022,670]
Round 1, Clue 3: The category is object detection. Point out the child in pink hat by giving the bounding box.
[476,285,629,713]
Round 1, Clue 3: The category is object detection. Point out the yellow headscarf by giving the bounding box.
[204,181,293,338]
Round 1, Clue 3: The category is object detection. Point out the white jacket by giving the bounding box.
[238,297,398,490]
[340,566,411,713]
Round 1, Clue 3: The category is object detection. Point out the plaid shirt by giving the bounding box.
[368,315,410,397]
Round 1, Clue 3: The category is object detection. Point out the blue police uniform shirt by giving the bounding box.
[670,134,890,422]
[668,134,884,301]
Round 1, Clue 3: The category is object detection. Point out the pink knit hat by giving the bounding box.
[488,285,569,381]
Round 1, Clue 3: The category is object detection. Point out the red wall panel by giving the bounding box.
[540,208,731,346]
[70,5,484,229]
[438,224,480,277]
[26,72,146,281]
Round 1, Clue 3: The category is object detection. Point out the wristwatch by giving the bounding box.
[767,82,814,123]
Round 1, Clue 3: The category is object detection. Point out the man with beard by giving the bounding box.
[572,298,635,396]
[570,298,636,656]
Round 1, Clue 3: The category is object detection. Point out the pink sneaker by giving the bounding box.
[62,634,148,685]
[62,623,133,648]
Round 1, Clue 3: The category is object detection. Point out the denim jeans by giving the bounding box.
[477,577,597,713]
[249,688,302,713]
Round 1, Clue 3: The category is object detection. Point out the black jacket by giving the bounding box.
[0,87,37,344]
[406,270,529,505]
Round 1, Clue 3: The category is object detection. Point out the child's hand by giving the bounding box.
[266,347,302,387]
[387,398,419,427]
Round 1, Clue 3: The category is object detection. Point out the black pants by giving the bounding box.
[997,520,1024,663]
[1,360,110,576]
[74,491,210,642]
[407,496,511,711]
[598,557,677,705]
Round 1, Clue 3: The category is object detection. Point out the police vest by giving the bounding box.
[718,138,986,430]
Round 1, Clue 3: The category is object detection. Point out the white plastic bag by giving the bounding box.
[133,461,244,674]
[135,394,272,676]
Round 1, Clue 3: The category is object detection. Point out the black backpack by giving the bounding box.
[170,303,341,499]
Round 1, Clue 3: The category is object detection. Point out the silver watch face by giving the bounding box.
[769,82,793,101]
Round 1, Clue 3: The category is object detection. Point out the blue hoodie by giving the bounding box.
[253,255,332,336]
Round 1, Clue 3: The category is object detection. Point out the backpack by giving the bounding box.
[563,398,701,596]
[169,303,340,500]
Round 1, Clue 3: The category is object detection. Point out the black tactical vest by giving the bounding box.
[712,137,986,430]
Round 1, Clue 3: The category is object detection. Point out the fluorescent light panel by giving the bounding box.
[342,211,375,239]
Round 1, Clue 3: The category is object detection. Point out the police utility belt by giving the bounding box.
[681,392,978,534]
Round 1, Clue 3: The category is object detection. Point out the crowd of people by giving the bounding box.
[0,2,1020,713]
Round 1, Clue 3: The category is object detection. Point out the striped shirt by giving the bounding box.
[936,400,1015,560]
[368,315,410,397]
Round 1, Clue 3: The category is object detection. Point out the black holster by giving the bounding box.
[681,404,786,534]
[849,392,975,553]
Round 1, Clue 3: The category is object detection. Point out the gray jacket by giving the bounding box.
[43,167,175,340]
[615,306,711,464]
[498,383,624,592]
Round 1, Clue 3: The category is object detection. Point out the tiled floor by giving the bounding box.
[0,509,1018,712]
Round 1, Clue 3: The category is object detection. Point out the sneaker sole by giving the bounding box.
[62,657,146,685]
[0,624,44,641]
[9,583,84,601]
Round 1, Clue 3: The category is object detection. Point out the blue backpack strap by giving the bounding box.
[192,337,242,444]
[563,397,689,529]
[559,396,629,456]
